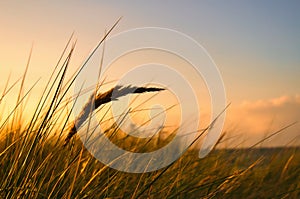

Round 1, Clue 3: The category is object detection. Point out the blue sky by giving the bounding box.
[0,1,299,146]
[1,1,299,101]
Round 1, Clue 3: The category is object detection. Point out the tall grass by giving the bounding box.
[0,21,299,198]
[64,85,164,147]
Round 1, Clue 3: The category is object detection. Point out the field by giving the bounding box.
[0,33,299,199]
[1,131,299,198]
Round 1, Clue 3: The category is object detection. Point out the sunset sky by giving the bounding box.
[0,1,299,147]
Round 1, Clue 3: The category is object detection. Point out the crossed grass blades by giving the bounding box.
[0,18,299,198]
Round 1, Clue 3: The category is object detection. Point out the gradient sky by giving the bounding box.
[1,1,300,147]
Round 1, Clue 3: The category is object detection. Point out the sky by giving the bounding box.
[0,1,300,147]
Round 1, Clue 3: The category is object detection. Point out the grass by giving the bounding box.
[0,21,299,198]
[64,85,164,147]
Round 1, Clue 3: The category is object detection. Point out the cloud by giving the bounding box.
[240,95,300,110]
[224,94,300,147]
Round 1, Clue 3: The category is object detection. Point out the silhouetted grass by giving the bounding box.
[0,20,299,198]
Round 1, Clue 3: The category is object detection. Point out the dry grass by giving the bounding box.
[0,21,299,198]
[64,85,164,146]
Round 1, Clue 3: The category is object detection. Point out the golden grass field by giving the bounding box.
[0,29,299,199]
